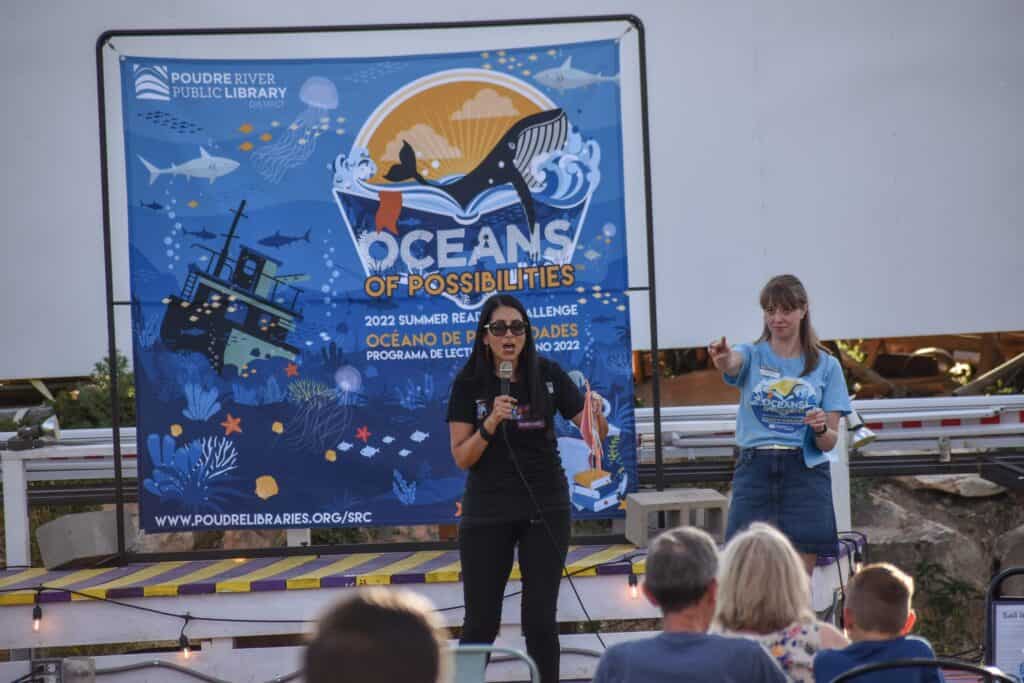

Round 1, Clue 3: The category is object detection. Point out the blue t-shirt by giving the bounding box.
[592,631,787,683]
[813,636,945,683]
[725,341,851,467]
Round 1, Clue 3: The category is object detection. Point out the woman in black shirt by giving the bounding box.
[447,294,607,683]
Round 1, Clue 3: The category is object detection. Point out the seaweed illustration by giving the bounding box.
[285,379,351,452]
[232,381,261,406]
[320,341,344,375]
[392,469,417,505]
[142,433,243,512]
[133,308,161,350]
[390,373,435,410]
[182,383,222,421]
[263,375,286,404]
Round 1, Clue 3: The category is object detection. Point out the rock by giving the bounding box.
[995,524,1024,595]
[895,474,1006,498]
[104,503,196,554]
[222,529,285,549]
[854,489,990,590]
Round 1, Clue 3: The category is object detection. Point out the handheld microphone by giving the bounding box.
[498,360,513,396]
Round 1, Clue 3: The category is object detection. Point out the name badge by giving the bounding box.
[760,367,781,380]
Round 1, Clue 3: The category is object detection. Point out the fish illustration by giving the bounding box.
[385,109,568,231]
[533,57,619,92]
[382,435,395,444]
[181,226,218,240]
[139,200,165,210]
[583,249,601,261]
[258,228,311,248]
[360,445,379,458]
[337,441,354,452]
[398,449,412,457]
[137,146,240,185]
[409,430,429,443]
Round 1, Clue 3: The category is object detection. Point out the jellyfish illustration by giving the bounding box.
[252,76,339,183]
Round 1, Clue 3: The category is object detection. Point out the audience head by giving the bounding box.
[844,563,917,638]
[305,587,447,683]
[714,522,814,633]
[643,526,719,622]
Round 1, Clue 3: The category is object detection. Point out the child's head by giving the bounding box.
[844,563,917,639]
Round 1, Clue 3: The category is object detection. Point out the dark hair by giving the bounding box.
[644,526,718,613]
[304,588,445,683]
[846,563,914,635]
[454,294,545,412]
[756,274,830,376]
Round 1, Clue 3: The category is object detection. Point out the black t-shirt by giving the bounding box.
[446,357,585,525]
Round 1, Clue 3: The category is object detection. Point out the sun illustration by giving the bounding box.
[357,69,555,184]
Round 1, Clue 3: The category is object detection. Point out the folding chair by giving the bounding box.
[451,644,540,683]
[828,657,1016,682]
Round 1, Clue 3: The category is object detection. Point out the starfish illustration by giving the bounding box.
[221,413,242,436]
[285,363,299,378]
[355,425,371,443]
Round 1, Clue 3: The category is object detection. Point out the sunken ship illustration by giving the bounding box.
[160,200,307,373]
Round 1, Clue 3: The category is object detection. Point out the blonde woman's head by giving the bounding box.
[714,523,814,633]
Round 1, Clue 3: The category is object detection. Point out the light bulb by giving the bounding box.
[32,604,42,632]
[628,573,639,600]
[179,633,191,658]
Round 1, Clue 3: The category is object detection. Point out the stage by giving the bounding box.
[0,542,856,681]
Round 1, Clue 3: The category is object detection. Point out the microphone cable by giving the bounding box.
[500,420,609,650]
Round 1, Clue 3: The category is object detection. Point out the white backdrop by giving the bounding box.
[2,0,1023,380]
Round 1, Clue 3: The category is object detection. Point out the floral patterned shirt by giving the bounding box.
[718,620,826,683]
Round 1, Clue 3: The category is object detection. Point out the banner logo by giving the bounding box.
[134,65,170,101]
[331,69,600,309]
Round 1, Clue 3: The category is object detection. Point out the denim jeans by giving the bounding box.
[726,447,837,556]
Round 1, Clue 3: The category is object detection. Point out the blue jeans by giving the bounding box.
[726,447,838,556]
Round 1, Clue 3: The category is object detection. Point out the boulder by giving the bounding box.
[222,529,286,549]
[895,474,1006,498]
[995,524,1024,596]
[854,488,990,590]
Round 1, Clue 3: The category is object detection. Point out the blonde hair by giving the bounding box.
[713,523,815,633]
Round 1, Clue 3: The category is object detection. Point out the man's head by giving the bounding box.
[305,588,447,683]
[843,563,917,639]
[642,526,719,628]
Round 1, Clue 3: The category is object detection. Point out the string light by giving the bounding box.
[179,614,191,659]
[2,553,649,644]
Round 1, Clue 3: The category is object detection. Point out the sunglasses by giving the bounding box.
[485,320,527,337]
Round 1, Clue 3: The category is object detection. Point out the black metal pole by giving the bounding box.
[95,35,126,560]
[632,17,665,491]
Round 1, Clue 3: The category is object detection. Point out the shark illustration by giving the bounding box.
[181,226,218,240]
[533,57,619,92]
[258,228,311,248]
[139,200,164,210]
[385,109,568,230]
[137,147,240,185]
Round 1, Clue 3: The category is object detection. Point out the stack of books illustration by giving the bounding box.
[572,467,619,512]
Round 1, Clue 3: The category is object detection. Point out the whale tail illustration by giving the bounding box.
[384,142,424,184]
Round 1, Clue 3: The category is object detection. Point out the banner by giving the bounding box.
[121,39,636,531]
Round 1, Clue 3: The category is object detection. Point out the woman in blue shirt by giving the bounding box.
[708,274,851,572]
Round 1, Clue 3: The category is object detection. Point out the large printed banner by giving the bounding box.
[121,39,636,531]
